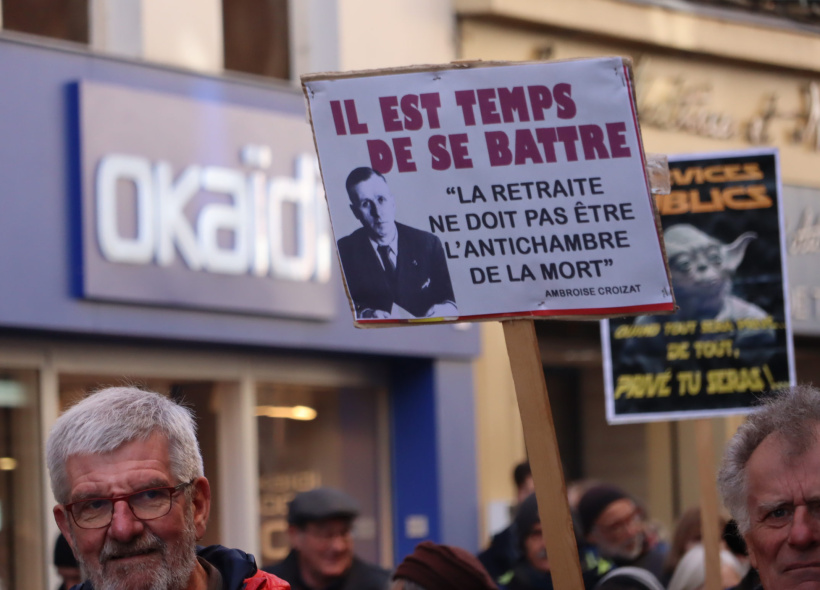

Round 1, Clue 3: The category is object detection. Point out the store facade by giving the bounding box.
[459,0,820,540]
[0,34,480,590]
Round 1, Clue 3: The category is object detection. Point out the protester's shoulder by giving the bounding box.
[197,545,265,589]
[260,550,297,576]
[243,569,291,590]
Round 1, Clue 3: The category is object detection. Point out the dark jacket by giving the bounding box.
[337,223,456,318]
[609,540,667,581]
[506,561,601,590]
[74,545,289,590]
[479,523,520,581]
[262,549,390,590]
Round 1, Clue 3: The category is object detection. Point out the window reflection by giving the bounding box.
[256,383,383,568]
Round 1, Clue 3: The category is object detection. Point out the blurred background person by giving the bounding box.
[721,520,757,590]
[479,461,535,580]
[593,566,664,590]
[391,540,498,590]
[661,507,728,585]
[505,493,602,590]
[263,487,390,590]
[577,484,668,580]
[666,544,744,590]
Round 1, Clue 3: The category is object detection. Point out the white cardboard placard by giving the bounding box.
[304,58,674,326]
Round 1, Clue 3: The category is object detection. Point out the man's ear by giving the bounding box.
[191,477,211,540]
[54,505,75,551]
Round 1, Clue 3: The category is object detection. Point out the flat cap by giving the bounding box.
[288,487,360,525]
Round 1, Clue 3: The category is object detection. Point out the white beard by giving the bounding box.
[73,510,198,590]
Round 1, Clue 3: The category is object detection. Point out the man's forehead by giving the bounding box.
[65,434,173,489]
[306,516,353,529]
[596,498,637,525]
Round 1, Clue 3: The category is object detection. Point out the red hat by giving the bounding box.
[394,541,498,590]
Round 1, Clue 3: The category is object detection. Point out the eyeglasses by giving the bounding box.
[596,510,642,535]
[64,480,194,529]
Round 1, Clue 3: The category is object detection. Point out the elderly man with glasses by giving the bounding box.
[577,485,667,581]
[47,386,289,590]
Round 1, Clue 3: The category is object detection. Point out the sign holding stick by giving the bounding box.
[503,318,584,589]
[302,57,675,590]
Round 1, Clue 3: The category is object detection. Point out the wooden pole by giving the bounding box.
[695,419,721,590]
[503,319,585,589]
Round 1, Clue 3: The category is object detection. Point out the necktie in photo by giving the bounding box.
[377,245,396,281]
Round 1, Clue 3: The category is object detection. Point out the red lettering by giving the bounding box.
[579,124,610,160]
[379,96,402,132]
[606,122,631,158]
[527,86,553,121]
[485,131,512,166]
[514,129,543,165]
[455,90,478,126]
[393,137,416,172]
[554,83,576,119]
[367,139,393,174]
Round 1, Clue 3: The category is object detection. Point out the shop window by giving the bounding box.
[0,370,43,590]
[2,0,88,44]
[223,0,290,80]
[257,383,383,568]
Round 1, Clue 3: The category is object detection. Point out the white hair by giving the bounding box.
[46,386,203,503]
[717,384,820,533]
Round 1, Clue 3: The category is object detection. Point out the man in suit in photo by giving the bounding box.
[337,167,457,319]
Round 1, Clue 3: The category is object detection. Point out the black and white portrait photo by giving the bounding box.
[336,167,458,320]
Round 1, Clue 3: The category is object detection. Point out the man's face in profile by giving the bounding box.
[349,174,397,244]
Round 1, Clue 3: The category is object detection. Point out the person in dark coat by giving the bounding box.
[577,485,667,581]
[478,461,534,581]
[337,167,457,319]
[263,487,390,590]
[53,533,81,590]
[506,493,601,590]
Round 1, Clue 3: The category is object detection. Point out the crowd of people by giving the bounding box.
[48,383,820,590]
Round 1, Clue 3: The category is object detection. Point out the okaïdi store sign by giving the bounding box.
[76,81,335,319]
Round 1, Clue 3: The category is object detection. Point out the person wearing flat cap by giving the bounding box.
[577,485,667,581]
[262,487,390,590]
[391,541,498,590]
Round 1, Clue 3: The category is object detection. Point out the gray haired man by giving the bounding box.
[47,386,289,590]
[718,384,820,590]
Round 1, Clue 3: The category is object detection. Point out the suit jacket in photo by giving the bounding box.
[337,222,456,318]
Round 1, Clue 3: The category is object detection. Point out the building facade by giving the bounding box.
[461,0,820,542]
[0,2,482,589]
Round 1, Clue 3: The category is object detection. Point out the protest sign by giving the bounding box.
[303,58,674,326]
[303,57,676,590]
[601,149,796,424]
